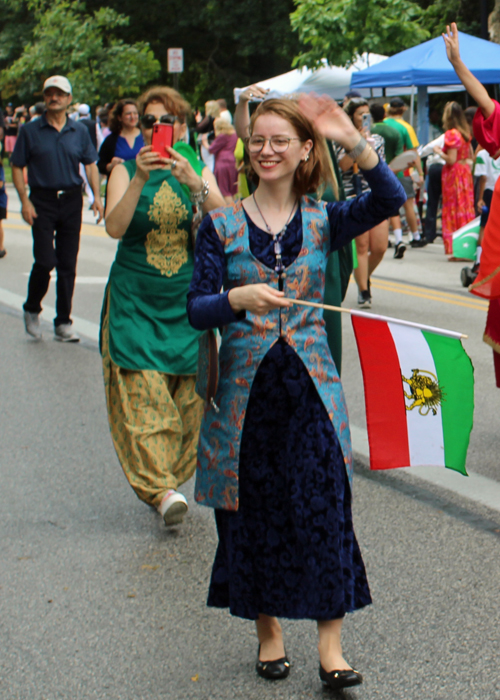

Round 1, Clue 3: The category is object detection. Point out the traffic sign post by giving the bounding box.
[168,48,183,90]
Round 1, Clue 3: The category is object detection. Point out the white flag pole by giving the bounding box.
[283,298,468,340]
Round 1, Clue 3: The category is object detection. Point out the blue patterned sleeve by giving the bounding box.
[187,213,245,331]
[326,159,406,251]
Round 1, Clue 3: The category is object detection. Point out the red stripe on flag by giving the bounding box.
[351,315,410,469]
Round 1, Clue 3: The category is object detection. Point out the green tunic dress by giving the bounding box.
[100,144,206,509]
[105,144,203,374]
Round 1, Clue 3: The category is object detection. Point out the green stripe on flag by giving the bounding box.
[422,332,474,474]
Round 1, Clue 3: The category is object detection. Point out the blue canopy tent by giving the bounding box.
[350,32,500,144]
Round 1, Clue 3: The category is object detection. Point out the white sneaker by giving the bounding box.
[54,323,80,342]
[158,490,188,526]
[24,311,42,340]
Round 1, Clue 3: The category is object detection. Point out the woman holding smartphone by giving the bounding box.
[101,86,224,527]
[336,98,389,309]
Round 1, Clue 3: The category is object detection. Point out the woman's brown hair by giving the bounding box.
[108,99,138,134]
[442,101,471,142]
[247,98,336,199]
[138,86,191,123]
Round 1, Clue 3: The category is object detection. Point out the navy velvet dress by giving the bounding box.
[188,162,405,621]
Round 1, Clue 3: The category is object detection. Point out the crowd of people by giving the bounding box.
[1,21,499,692]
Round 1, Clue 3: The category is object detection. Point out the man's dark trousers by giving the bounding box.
[424,163,443,243]
[23,187,83,327]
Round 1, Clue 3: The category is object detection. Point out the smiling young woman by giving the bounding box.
[187,95,406,690]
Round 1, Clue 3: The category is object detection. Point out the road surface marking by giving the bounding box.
[4,216,107,238]
[351,424,500,513]
[1,285,499,514]
[370,278,488,311]
[0,287,100,342]
[21,273,108,284]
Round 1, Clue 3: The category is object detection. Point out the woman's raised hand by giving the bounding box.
[135,145,168,181]
[228,284,292,316]
[442,23,461,65]
[238,84,269,104]
[297,93,361,150]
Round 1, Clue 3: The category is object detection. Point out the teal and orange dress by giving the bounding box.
[101,145,204,508]
[441,128,475,254]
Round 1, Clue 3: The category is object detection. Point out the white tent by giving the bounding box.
[234,53,463,103]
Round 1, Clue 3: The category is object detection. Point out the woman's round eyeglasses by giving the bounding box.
[140,113,178,129]
[246,136,302,154]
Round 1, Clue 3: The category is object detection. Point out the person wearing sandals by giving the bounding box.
[102,86,224,526]
[188,95,405,688]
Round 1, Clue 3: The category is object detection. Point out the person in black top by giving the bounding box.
[97,99,143,176]
[11,75,103,342]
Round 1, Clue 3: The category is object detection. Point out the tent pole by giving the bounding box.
[417,86,429,146]
[410,86,415,126]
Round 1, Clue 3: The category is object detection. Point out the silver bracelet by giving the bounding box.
[347,136,368,161]
[189,179,210,205]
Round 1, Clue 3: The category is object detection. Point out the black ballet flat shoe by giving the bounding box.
[256,645,290,680]
[319,664,363,690]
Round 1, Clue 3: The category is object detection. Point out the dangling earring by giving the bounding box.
[304,153,310,162]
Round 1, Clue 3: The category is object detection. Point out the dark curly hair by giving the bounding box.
[108,99,139,134]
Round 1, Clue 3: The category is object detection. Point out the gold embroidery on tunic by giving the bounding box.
[145,180,189,277]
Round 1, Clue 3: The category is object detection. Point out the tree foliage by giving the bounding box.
[0,0,496,110]
[83,0,298,108]
[291,0,430,68]
[0,0,160,103]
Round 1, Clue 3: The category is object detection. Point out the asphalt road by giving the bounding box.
[1,187,500,699]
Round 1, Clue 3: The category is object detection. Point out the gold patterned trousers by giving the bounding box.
[101,309,203,509]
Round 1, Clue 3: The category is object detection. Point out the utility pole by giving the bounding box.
[481,0,489,39]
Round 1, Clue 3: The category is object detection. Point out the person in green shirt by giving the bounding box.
[101,86,225,527]
[384,98,426,249]
[370,103,403,163]
[370,103,407,259]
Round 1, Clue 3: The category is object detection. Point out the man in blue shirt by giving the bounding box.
[11,75,103,341]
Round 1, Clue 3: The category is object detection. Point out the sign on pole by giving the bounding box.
[168,48,184,73]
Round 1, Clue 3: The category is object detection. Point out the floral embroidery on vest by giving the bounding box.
[195,198,353,511]
[145,180,189,276]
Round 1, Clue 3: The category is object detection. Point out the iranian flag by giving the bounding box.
[351,313,474,475]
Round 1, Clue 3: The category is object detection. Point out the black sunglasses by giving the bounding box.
[140,113,177,129]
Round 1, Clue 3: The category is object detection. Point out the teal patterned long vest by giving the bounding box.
[194,197,353,511]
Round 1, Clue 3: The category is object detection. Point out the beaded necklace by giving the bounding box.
[252,193,297,292]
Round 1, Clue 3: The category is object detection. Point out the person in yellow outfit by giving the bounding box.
[384,98,425,247]
[234,137,250,198]
[102,86,224,527]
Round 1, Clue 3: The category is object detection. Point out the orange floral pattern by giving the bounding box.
[195,198,353,511]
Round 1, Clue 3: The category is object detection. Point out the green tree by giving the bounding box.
[84,0,298,108]
[291,0,430,68]
[417,0,495,40]
[0,0,160,103]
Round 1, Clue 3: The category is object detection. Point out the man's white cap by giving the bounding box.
[77,103,90,116]
[43,75,72,95]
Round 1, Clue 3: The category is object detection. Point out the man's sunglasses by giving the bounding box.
[140,114,177,129]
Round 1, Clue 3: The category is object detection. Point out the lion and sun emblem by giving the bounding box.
[402,369,445,416]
